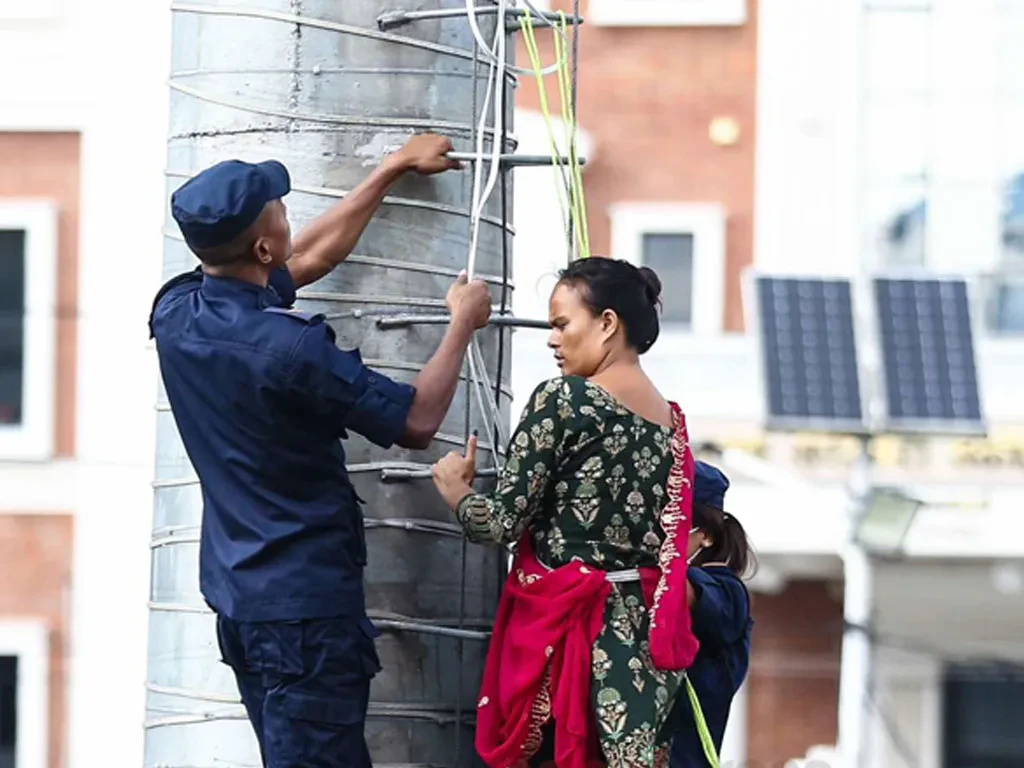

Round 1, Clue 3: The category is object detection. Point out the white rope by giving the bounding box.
[465,0,575,279]
[471,338,508,449]
[467,342,508,459]
[465,0,507,280]
[461,0,575,472]
[466,349,502,468]
[464,0,571,77]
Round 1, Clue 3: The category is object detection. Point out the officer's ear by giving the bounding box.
[253,236,274,266]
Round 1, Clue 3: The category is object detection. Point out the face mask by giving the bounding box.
[687,527,702,564]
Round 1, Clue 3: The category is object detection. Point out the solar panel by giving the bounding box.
[874,278,985,434]
[756,276,866,433]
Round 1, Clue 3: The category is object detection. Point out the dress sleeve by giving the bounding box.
[455,378,574,546]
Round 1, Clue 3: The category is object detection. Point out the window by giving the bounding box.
[587,0,746,27]
[610,202,726,335]
[860,4,934,270]
[990,2,1024,334]
[0,657,14,768]
[0,622,48,768]
[0,202,57,460]
[0,232,25,426]
[642,233,694,324]
[990,278,1024,333]
[943,664,1024,767]
[989,173,1024,332]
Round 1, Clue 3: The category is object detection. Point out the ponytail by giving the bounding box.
[691,502,757,579]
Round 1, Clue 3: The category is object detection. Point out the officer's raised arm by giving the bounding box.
[285,272,491,450]
[399,272,491,448]
[286,134,461,289]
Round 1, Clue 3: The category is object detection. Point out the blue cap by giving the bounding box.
[171,159,291,251]
[693,460,730,516]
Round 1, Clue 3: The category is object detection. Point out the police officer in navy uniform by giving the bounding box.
[149,134,492,767]
[670,462,755,768]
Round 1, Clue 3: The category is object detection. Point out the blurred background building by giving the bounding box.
[1,1,1023,766]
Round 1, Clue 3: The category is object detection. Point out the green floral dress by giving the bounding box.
[456,376,685,768]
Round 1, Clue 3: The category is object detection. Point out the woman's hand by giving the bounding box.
[432,434,478,508]
[433,434,478,485]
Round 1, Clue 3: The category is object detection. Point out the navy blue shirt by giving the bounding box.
[670,566,753,768]
[150,266,416,622]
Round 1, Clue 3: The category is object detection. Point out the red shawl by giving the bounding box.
[475,403,699,768]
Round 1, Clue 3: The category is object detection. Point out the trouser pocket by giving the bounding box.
[265,680,372,767]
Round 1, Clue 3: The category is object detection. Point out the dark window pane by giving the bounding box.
[641,233,693,326]
[944,664,1024,768]
[0,229,26,426]
[0,655,16,768]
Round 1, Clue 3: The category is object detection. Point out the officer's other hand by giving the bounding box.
[447,271,492,330]
[432,434,478,488]
[396,133,461,175]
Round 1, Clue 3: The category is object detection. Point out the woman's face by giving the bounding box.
[547,282,615,377]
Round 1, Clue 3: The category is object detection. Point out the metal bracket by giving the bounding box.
[448,151,587,168]
[377,313,550,331]
[380,465,499,483]
[378,6,583,32]
[369,611,493,641]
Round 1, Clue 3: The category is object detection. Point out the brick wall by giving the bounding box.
[0,514,73,768]
[0,132,81,456]
[746,580,844,766]
[515,1,758,331]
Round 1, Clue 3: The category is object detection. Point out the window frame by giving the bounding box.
[587,0,747,28]
[609,202,727,336]
[0,201,58,460]
[0,619,49,768]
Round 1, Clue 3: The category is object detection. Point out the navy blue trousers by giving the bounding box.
[216,614,381,768]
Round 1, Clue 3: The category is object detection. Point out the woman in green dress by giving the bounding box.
[432,258,701,768]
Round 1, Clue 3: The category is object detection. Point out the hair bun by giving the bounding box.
[637,266,662,305]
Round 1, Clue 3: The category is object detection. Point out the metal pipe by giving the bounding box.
[380,466,498,482]
[377,313,550,330]
[448,151,587,167]
[567,0,582,260]
[370,618,491,642]
[838,436,876,768]
[377,6,582,32]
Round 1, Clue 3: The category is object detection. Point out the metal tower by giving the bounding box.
[144,2,576,764]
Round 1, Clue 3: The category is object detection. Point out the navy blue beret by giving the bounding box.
[171,159,290,251]
[693,460,730,522]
